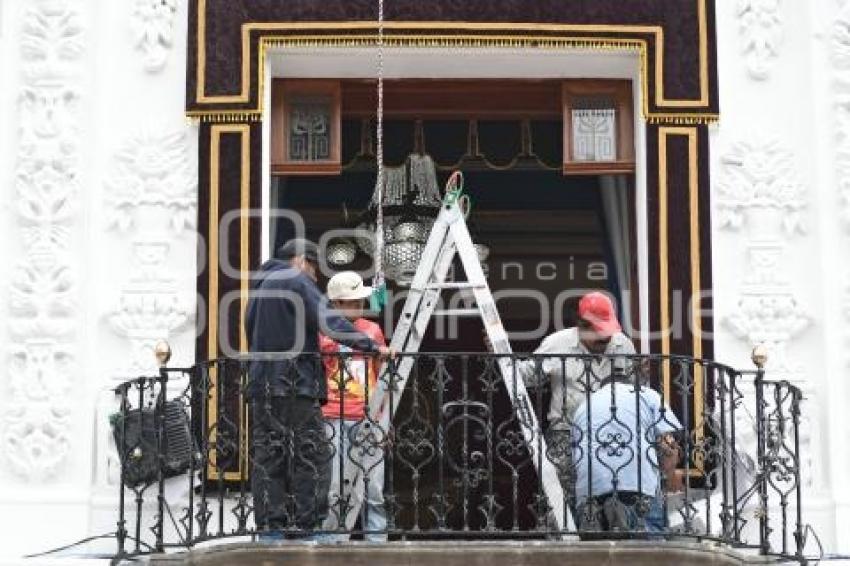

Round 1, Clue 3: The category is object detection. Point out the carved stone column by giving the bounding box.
[3,0,85,483]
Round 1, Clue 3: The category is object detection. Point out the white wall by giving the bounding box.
[710,0,850,557]
[0,0,197,561]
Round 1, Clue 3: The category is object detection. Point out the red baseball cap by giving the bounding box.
[578,292,621,337]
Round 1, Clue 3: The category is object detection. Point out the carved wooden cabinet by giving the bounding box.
[562,80,635,175]
[271,80,342,175]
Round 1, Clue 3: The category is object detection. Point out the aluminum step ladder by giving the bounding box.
[327,176,572,533]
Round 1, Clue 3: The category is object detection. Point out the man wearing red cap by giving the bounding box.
[512,291,636,426]
[502,291,637,519]
[517,291,635,422]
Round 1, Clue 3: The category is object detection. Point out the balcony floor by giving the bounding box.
[139,540,781,566]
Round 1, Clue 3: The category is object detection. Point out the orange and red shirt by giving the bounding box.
[320,319,386,420]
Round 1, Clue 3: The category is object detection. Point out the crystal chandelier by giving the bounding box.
[356,154,443,286]
[326,154,490,287]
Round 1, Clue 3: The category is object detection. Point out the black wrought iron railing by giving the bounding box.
[111,352,806,563]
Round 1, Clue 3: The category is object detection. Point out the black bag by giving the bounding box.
[111,400,193,488]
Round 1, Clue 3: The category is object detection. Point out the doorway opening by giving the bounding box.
[271,81,638,531]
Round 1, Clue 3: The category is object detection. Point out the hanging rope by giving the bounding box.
[370,0,388,311]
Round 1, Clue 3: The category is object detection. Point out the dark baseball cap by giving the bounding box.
[276,238,319,263]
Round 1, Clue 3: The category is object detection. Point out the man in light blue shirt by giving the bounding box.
[572,372,682,533]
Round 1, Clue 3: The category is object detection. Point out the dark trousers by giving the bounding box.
[578,491,665,533]
[251,396,331,532]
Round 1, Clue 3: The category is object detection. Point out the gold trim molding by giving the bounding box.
[657,127,704,414]
[189,3,717,125]
[208,123,252,481]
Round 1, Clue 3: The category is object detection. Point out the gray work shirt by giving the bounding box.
[513,327,637,424]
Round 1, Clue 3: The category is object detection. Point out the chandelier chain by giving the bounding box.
[374,0,385,285]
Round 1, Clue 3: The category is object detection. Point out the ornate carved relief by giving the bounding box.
[724,292,809,373]
[105,131,196,376]
[716,135,810,376]
[844,273,850,367]
[132,0,178,73]
[833,1,850,229]
[106,131,196,234]
[716,136,806,237]
[736,0,784,80]
[833,2,850,375]
[3,0,84,481]
[717,134,813,488]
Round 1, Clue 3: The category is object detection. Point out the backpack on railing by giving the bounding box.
[110,400,194,488]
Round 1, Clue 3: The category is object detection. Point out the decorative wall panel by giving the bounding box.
[3,0,84,481]
[133,0,179,72]
[186,0,719,124]
[105,130,197,376]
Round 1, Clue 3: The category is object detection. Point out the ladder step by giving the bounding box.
[433,308,481,317]
[421,282,484,290]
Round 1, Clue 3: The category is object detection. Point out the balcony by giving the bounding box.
[110,350,807,564]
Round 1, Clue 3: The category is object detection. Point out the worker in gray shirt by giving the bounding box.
[498,292,636,502]
[513,291,636,425]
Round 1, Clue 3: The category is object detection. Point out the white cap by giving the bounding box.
[327,271,373,301]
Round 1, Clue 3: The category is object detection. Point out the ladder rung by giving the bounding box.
[433,308,481,317]
[421,282,484,290]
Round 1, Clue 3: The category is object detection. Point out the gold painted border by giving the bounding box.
[201,90,712,485]
[208,123,252,481]
[658,126,704,441]
[658,132,671,399]
[191,1,714,120]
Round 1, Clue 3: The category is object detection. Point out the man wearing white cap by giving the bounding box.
[319,271,388,541]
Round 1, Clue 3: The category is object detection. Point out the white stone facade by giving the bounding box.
[712,0,850,554]
[0,0,846,563]
[0,0,197,562]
